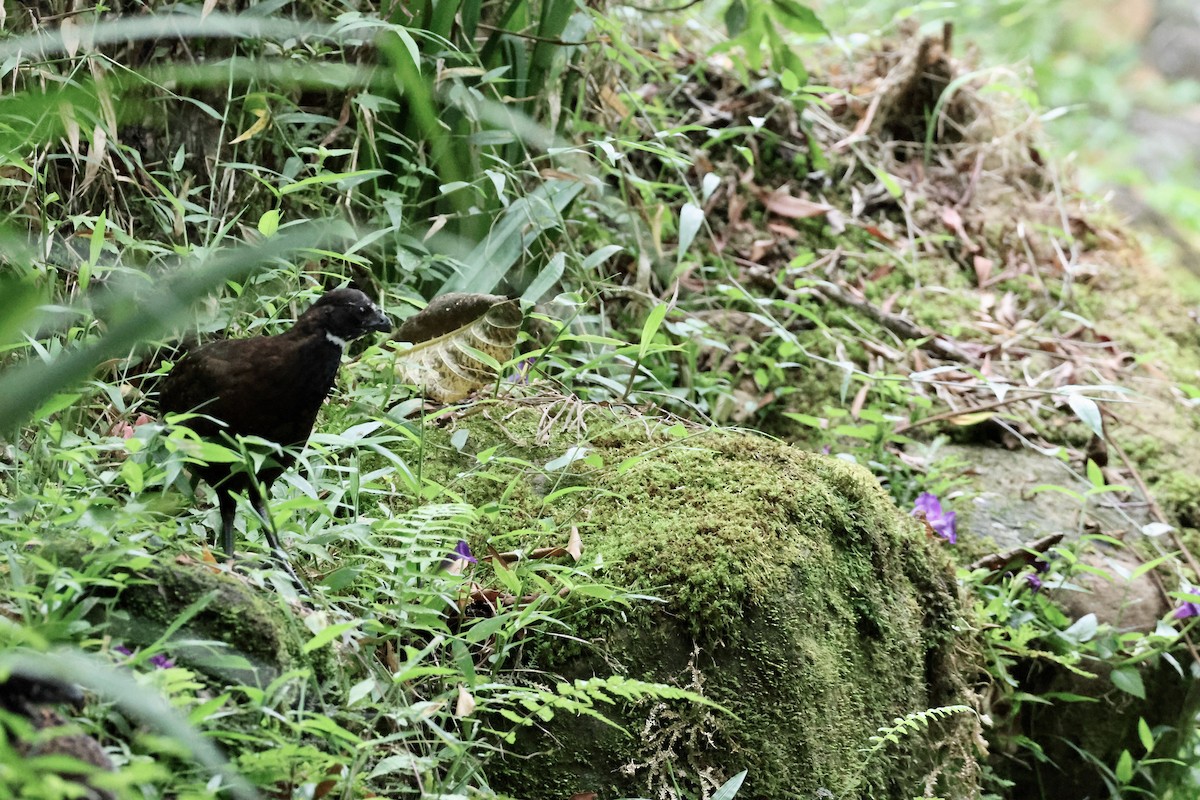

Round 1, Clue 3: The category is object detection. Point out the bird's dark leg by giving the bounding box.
[250,486,308,596]
[216,490,238,561]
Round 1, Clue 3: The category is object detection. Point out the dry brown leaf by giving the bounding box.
[424,214,448,241]
[942,206,979,252]
[61,103,79,156]
[867,262,894,282]
[749,238,772,262]
[762,189,832,219]
[850,383,869,419]
[537,168,586,183]
[600,84,629,118]
[80,125,106,192]
[61,18,81,57]
[766,222,800,239]
[863,224,895,244]
[312,764,344,800]
[230,108,270,144]
[996,291,1018,328]
[455,686,476,717]
[202,0,220,19]
[567,526,583,562]
[972,255,993,286]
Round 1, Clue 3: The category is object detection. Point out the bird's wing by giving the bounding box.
[161,337,326,445]
[161,340,265,434]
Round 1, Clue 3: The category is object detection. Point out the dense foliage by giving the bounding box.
[3,1,1200,799]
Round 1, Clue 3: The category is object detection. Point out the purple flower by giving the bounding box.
[452,540,477,563]
[440,540,478,575]
[913,492,957,544]
[114,644,174,669]
[508,358,535,385]
[1024,573,1043,593]
[1175,602,1200,620]
[149,653,176,669]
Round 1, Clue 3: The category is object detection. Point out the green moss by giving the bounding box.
[39,536,326,689]
[1154,473,1200,529]
[379,402,979,799]
[110,560,309,686]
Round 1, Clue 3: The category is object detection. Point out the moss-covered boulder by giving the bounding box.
[390,403,981,799]
[111,559,312,688]
[40,538,322,688]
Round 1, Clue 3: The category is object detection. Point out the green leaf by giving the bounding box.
[782,412,825,428]
[521,252,566,304]
[639,302,669,361]
[1086,458,1104,488]
[1067,393,1104,437]
[865,161,903,198]
[257,209,280,237]
[1111,667,1146,699]
[582,244,624,270]
[278,168,387,195]
[120,459,144,494]
[769,0,828,35]
[1115,748,1133,783]
[1138,717,1154,754]
[440,179,584,295]
[724,0,748,37]
[713,769,749,800]
[187,693,231,725]
[1062,613,1098,644]
[546,446,592,471]
[32,392,82,420]
[0,275,43,348]
[302,621,358,654]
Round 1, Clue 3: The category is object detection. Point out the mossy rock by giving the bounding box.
[38,537,325,689]
[385,401,981,799]
[111,559,317,688]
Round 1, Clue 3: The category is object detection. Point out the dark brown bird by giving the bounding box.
[0,670,115,800]
[159,288,392,564]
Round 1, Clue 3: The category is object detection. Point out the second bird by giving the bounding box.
[160,288,392,561]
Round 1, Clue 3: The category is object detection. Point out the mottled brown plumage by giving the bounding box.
[159,288,392,560]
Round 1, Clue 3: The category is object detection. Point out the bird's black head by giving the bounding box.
[302,288,393,343]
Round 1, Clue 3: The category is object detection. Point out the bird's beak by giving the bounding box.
[368,307,393,333]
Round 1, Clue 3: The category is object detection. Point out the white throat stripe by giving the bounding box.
[325,331,348,348]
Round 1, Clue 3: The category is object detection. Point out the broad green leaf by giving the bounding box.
[1111,667,1145,699]
[1138,717,1154,754]
[1062,613,1098,644]
[639,302,669,361]
[440,179,584,295]
[725,0,748,37]
[1115,749,1133,783]
[582,244,624,270]
[257,209,280,237]
[713,769,749,800]
[521,252,566,304]
[302,621,358,654]
[1067,393,1104,438]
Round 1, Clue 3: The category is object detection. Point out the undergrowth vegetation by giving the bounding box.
[3,1,1200,799]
